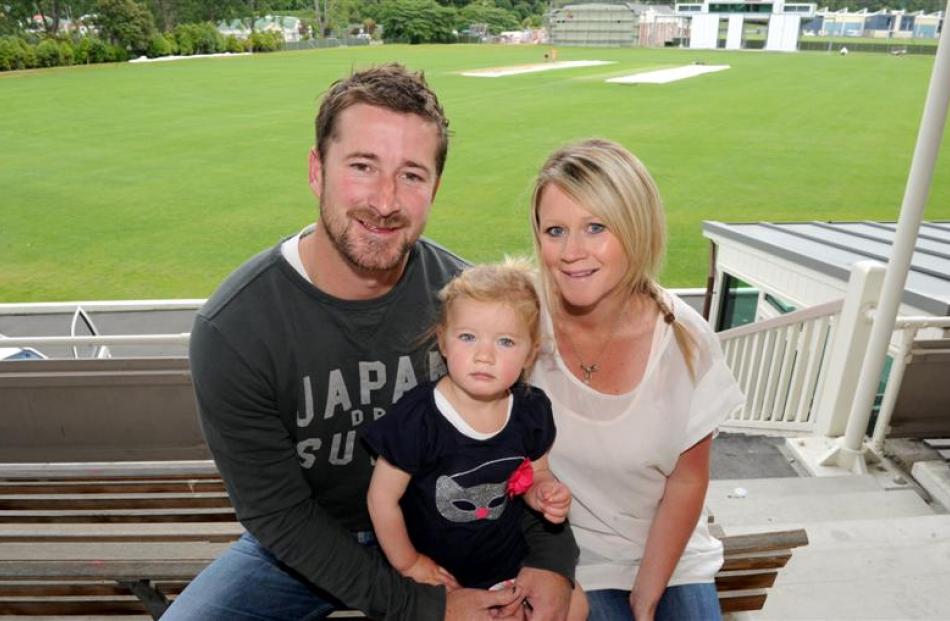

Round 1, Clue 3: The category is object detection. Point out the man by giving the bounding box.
[164,64,576,620]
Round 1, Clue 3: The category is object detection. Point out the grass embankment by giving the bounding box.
[1,44,948,300]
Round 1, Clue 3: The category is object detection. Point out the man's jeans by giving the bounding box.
[162,531,376,621]
[587,583,721,621]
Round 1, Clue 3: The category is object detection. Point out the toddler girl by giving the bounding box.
[363,262,581,613]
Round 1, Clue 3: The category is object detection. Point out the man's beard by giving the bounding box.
[321,206,414,272]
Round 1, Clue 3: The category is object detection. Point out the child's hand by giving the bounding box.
[528,480,571,523]
[403,553,461,591]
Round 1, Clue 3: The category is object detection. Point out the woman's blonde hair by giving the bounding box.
[530,138,697,377]
[435,258,542,376]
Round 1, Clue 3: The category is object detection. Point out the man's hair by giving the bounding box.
[315,63,450,175]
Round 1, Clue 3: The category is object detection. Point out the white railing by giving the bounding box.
[870,314,950,451]
[0,299,205,315]
[717,261,949,446]
[718,299,844,432]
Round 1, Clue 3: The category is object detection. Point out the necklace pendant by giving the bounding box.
[580,363,599,384]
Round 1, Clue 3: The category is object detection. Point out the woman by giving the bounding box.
[528,139,744,621]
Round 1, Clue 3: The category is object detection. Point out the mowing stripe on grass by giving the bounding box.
[460,60,614,77]
[607,64,731,84]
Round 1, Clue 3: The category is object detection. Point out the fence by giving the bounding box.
[282,37,371,51]
[798,39,937,54]
[719,299,843,432]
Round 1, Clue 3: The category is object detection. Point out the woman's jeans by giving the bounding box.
[162,531,376,621]
[587,583,722,621]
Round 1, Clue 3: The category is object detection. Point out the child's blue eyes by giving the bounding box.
[455,334,518,347]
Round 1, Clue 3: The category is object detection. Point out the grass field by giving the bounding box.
[2,44,949,301]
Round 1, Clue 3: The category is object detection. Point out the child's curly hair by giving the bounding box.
[434,258,542,374]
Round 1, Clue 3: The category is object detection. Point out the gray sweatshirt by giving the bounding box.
[190,236,577,620]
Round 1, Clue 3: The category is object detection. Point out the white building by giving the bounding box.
[675,0,817,51]
[217,15,304,42]
[547,2,683,47]
[816,8,943,39]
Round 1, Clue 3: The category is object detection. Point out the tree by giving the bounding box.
[94,0,156,54]
[378,0,455,43]
[458,1,519,34]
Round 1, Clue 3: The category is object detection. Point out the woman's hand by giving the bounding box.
[403,553,461,591]
[629,588,658,621]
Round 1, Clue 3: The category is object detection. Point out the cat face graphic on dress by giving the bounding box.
[435,475,507,522]
[434,456,526,523]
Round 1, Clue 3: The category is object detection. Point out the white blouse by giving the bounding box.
[529,292,745,590]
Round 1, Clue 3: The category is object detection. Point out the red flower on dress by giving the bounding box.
[506,458,533,498]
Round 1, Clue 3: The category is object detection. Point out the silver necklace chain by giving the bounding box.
[560,303,628,385]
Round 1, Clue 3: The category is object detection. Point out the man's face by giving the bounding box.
[309,103,442,273]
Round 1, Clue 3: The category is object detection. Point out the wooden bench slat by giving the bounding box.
[0,561,210,580]
[0,522,244,543]
[0,462,218,480]
[0,507,236,523]
[0,542,229,562]
[0,581,185,597]
[718,591,768,613]
[721,551,792,571]
[720,528,809,554]
[0,598,148,615]
[715,570,778,591]
[0,492,232,510]
[0,480,226,495]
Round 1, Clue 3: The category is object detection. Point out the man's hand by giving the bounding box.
[444,585,523,620]
[499,567,571,621]
[404,553,461,591]
[527,481,571,524]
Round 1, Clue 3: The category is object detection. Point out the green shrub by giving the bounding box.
[76,36,112,64]
[36,39,64,67]
[196,22,225,54]
[163,32,178,55]
[173,24,195,55]
[225,35,244,54]
[107,43,128,62]
[0,37,16,71]
[0,36,35,71]
[173,23,224,55]
[249,31,283,52]
[146,32,171,57]
[59,40,75,66]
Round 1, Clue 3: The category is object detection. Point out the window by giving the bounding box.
[764,293,796,314]
[708,3,773,13]
[716,274,759,331]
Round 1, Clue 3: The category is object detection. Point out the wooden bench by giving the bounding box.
[0,462,807,618]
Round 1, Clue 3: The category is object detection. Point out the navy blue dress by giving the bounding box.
[362,382,556,589]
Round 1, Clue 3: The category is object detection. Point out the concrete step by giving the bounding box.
[709,474,885,498]
[726,514,950,620]
[707,486,933,527]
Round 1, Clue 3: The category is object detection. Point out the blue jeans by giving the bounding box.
[587,583,721,621]
[162,531,376,621]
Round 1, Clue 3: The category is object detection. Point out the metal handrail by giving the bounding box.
[0,334,191,348]
[0,299,206,315]
[870,314,950,451]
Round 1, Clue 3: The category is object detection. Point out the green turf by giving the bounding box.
[2,44,949,301]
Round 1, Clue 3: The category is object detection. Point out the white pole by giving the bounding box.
[822,4,950,471]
